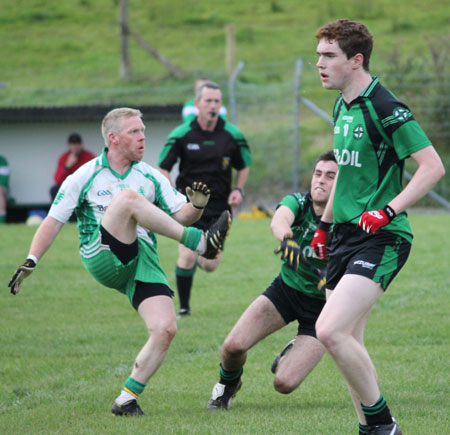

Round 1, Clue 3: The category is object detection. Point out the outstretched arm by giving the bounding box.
[9,216,64,294]
[28,215,65,260]
[270,205,295,241]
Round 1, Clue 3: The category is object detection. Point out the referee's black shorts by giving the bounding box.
[191,199,231,231]
[326,224,411,291]
[262,275,325,338]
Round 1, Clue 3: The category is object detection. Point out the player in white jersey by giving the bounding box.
[8,107,231,417]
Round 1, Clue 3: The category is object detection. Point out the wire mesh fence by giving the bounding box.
[2,59,448,209]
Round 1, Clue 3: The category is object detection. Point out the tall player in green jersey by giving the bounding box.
[311,19,445,435]
[207,152,337,411]
[8,108,231,417]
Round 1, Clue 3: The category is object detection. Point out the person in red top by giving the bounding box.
[50,133,95,200]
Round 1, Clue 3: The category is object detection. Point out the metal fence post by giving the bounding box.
[228,60,246,126]
[292,57,303,192]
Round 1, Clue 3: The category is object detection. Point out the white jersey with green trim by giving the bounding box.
[48,147,186,247]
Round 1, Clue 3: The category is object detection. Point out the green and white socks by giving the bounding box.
[116,377,146,405]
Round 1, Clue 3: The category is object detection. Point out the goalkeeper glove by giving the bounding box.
[311,221,331,261]
[274,235,301,271]
[186,181,211,209]
[358,205,396,234]
[8,258,36,295]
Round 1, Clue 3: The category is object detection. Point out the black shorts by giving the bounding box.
[100,225,138,264]
[327,224,412,291]
[191,200,231,231]
[132,281,174,310]
[262,275,325,337]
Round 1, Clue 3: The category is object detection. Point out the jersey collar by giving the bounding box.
[99,147,110,167]
[98,146,138,179]
[359,75,379,98]
[339,76,379,109]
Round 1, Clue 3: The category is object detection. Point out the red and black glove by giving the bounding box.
[311,221,331,260]
[358,205,396,234]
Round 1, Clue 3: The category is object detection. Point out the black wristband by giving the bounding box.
[318,220,332,232]
[24,258,36,268]
[233,187,244,197]
[383,205,396,222]
[192,203,205,210]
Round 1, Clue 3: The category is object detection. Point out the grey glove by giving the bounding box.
[186,181,211,209]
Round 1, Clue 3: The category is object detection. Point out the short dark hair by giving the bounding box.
[196,81,221,100]
[315,150,336,168]
[315,19,373,71]
[68,133,82,144]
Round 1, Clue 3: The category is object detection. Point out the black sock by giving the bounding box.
[175,266,196,310]
[362,393,393,426]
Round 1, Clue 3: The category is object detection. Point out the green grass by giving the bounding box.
[2,0,449,200]
[0,214,449,434]
[1,0,449,106]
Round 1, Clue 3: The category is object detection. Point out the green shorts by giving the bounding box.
[80,225,169,306]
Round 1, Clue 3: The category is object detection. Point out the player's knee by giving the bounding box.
[116,188,140,203]
[108,189,140,213]
[316,324,339,353]
[273,375,297,394]
[202,262,218,272]
[149,320,177,344]
[198,257,219,272]
[222,335,246,357]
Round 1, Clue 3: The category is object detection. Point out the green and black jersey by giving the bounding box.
[332,76,431,242]
[277,192,327,301]
[158,117,252,202]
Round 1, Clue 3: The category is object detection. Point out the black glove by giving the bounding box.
[8,258,36,295]
[274,235,301,271]
[186,181,211,209]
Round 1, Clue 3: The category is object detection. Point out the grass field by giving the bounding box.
[1,214,449,434]
[2,0,449,106]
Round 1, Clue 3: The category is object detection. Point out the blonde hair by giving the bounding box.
[101,107,143,145]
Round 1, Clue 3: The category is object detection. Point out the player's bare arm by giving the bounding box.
[28,216,65,261]
[388,145,445,215]
[228,167,250,207]
[270,205,295,241]
[8,216,64,295]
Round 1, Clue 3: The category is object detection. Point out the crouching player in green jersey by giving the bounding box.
[312,20,445,435]
[207,151,337,410]
[8,108,231,417]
